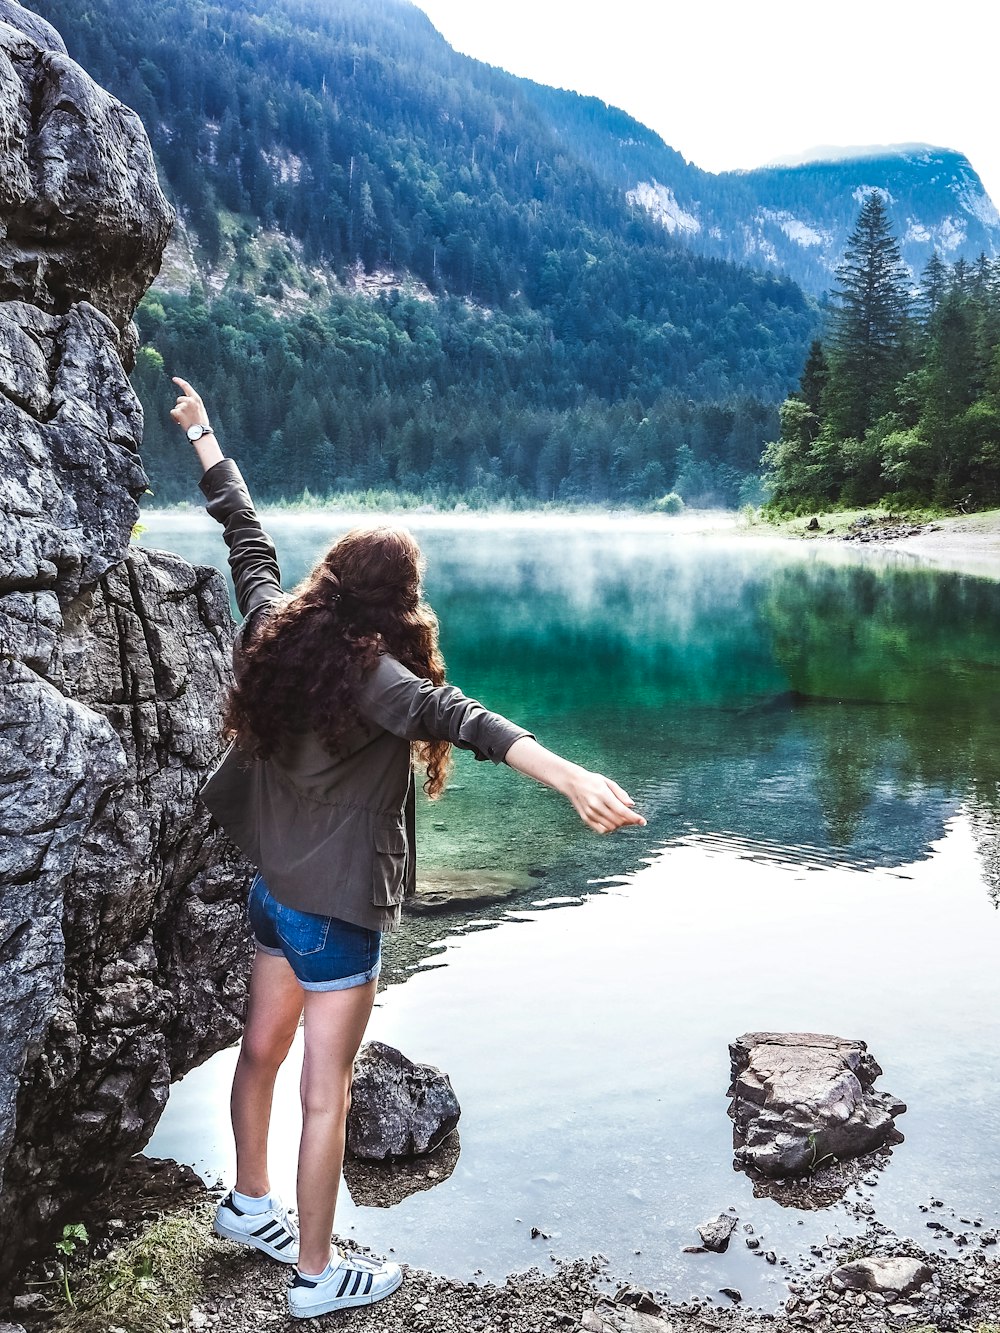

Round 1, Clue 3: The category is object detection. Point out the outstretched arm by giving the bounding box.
[503,736,646,835]
[357,655,646,836]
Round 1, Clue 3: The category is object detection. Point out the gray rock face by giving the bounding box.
[0,6,172,335]
[0,0,250,1287]
[0,0,64,53]
[830,1256,933,1297]
[728,1032,906,1178]
[347,1041,461,1160]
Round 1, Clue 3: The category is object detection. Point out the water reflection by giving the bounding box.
[150,816,1000,1305]
[142,518,1000,896]
[342,1133,461,1209]
[140,512,1000,995]
[140,518,1000,1304]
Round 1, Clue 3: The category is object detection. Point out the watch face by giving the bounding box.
[187,424,203,441]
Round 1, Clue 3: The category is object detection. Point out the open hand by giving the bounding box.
[564,770,647,834]
[503,736,647,835]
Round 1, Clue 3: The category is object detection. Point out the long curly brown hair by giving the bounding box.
[224,525,452,797]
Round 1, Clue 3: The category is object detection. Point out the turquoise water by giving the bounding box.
[142,514,1000,1306]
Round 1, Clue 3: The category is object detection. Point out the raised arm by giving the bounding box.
[170,376,283,620]
[170,376,224,474]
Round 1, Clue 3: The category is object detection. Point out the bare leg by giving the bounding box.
[231,949,303,1197]
[296,978,378,1275]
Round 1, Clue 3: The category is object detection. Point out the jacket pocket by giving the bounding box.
[372,822,407,908]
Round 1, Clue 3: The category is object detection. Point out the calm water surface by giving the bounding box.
[141,513,1000,1307]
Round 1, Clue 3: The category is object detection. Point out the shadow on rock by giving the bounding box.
[738,1142,901,1209]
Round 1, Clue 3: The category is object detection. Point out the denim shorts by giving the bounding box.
[247,875,382,992]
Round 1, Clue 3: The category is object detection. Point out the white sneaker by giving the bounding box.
[288,1249,403,1318]
[212,1191,299,1264]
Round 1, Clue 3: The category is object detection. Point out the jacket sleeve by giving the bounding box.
[354,654,533,764]
[199,457,283,620]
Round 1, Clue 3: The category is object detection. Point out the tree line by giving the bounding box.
[763,192,1000,510]
[135,286,777,506]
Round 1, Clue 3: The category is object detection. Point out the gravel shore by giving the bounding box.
[9,1158,1000,1333]
[768,508,1000,581]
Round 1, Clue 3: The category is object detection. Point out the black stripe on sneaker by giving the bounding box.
[252,1220,278,1237]
[292,1274,319,1290]
[364,1273,373,1296]
[350,1270,364,1297]
[337,1271,353,1298]
[275,1235,295,1251]
[223,1192,245,1217]
[259,1225,286,1244]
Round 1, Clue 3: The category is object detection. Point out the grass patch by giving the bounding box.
[46,1203,216,1333]
[761,505,948,538]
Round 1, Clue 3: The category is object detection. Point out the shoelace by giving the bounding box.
[335,1249,385,1273]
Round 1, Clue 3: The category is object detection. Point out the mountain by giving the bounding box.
[520,80,1000,293]
[29,0,996,310]
[28,0,996,509]
[712,147,1000,294]
[28,0,820,505]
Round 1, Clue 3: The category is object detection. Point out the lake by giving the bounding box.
[140,511,1000,1308]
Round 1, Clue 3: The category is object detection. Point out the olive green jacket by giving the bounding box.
[198,457,531,932]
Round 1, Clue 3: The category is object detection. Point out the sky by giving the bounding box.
[412,0,1000,210]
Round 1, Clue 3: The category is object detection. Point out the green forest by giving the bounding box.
[134,289,779,505]
[764,193,1000,511]
[35,0,815,505]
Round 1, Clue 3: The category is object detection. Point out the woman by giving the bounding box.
[170,377,645,1320]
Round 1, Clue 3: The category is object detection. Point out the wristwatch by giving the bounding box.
[186,424,215,442]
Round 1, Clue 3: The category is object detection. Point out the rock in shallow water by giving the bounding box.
[408,868,533,914]
[697,1213,739,1252]
[347,1041,461,1160]
[728,1032,905,1178]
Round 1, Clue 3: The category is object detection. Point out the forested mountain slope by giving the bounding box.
[27,0,817,502]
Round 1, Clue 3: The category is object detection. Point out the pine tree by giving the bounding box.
[824,192,910,440]
[796,339,827,442]
[919,252,947,324]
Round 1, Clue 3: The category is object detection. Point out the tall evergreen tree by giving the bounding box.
[918,252,948,324]
[824,192,910,440]
[796,339,828,443]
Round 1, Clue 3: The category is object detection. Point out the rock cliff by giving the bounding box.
[0,0,251,1288]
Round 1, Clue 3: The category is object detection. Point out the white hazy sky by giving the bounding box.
[412,0,1000,210]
